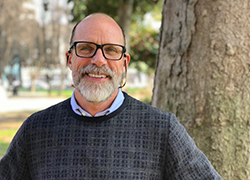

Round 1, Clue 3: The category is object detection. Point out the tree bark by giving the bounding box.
[152,0,250,179]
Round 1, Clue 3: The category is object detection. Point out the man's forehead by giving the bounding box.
[78,14,120,31]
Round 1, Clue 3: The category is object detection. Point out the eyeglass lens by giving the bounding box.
[75,42,124,60]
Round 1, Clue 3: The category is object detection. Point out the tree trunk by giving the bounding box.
[117,0,134,53]
[152,0,250,179]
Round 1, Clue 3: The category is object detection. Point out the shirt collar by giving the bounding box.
[70,88,124,117]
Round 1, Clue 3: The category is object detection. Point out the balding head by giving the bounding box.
[69,13,126,47]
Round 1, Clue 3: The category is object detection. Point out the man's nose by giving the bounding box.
[90,49,107,67]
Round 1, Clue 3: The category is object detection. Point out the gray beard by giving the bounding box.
[72,64,123,103]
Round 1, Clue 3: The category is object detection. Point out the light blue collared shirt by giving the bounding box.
[70,88,124,117]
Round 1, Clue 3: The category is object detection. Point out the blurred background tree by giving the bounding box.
[0,0,72,94]
[0,0,44,91]
[0,0,27,81]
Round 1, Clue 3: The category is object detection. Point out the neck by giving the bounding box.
[74,88,119,116]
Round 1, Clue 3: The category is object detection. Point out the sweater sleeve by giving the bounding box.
[164,114,223,180]
[0,121,31,180]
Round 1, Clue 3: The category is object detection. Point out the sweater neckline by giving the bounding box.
[66,92,129,122]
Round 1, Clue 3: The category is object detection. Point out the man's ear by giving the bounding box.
[66,51,72,70]
[123,53,130,72]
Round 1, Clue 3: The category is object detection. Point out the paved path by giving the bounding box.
[0,92,66,113]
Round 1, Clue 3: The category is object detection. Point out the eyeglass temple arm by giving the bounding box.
[119,54,127,88]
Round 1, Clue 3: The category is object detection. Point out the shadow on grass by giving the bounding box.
[0,110,36,123]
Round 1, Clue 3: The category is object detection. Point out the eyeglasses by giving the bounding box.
[69,41,126,61]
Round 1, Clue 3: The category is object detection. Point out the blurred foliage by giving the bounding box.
[129,18,159,75]
[67,0,163,74]
[126,87,152,104]
[68,0,118,22]
[68,0,159,22]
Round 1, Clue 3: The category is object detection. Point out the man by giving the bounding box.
[0,13,222,179]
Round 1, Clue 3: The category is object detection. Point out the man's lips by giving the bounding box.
[86,73,109,79]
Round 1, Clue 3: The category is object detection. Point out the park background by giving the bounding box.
[1,0,250,179]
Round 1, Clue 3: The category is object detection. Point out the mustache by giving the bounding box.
[78,64,116,78]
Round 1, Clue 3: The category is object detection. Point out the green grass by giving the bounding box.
[126,88,144,94]
[50,89,73,97]
[0,129,18,156]
[0,129,18,143]
[18,88,74,98]
[0,143,10,156]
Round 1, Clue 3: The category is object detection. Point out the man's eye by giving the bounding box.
[105,47,117,53]
[80,46,93,51]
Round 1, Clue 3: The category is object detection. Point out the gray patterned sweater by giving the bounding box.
[0,92,222,180]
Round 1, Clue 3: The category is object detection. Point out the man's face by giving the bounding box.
[67,15,129,103]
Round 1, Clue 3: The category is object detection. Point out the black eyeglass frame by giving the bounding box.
[68,41,126,61]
